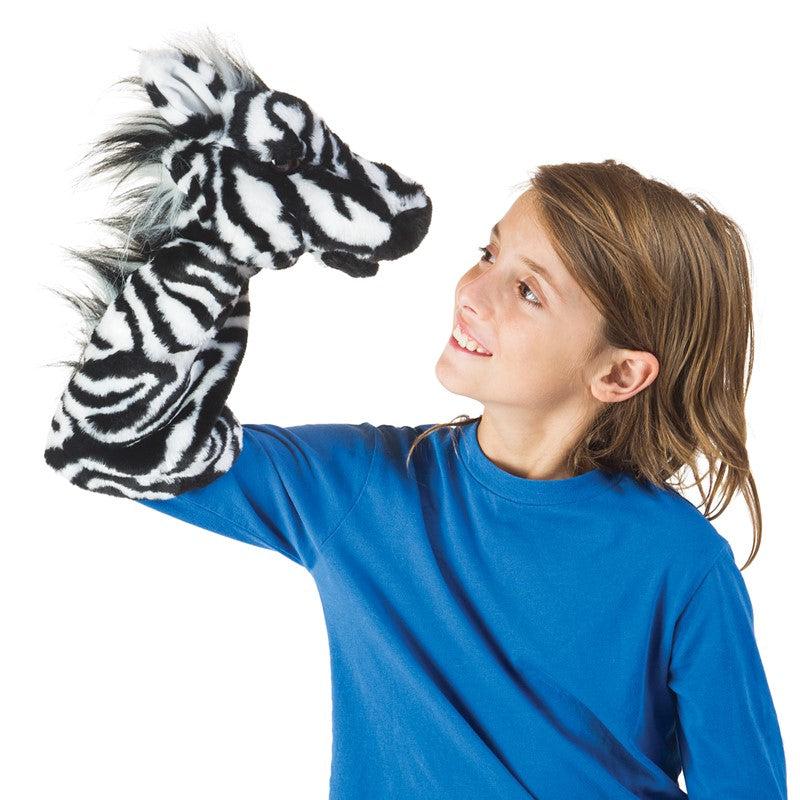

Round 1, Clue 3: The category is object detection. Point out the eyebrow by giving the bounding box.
[491,222,564,302]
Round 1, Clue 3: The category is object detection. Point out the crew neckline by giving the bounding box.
[454,418,623,505]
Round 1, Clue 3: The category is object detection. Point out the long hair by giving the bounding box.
[408,160,760,570]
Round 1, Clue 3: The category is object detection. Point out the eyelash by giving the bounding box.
[477,246,543,308]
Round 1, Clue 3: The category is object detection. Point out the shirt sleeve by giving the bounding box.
[667,540,787,799]
[133,421,377,570]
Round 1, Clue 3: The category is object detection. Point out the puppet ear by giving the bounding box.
[139,49,224,127]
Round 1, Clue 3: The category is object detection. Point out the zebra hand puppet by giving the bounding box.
[43,33,432,501]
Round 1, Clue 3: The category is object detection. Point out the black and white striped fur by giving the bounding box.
[43,30,432,499]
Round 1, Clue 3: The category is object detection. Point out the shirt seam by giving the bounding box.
[460,453,626,506]
[453,428,628,505]
[314,423,378,564]
[677,541,729,618]
[668,541,730,660]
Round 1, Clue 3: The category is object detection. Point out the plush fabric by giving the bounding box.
[43,31,431,498]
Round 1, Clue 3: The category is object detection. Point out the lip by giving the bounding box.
[453,313,493,355]
[449,334,492,357]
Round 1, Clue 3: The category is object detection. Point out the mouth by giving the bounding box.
[449,334,492,357]
[450,316,493,356]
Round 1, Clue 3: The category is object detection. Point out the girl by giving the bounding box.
[133,161,787,798]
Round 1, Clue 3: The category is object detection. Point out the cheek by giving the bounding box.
[501,321,540,364]
[504,317,568,369]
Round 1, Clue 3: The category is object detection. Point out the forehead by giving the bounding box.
[502,192,560,255]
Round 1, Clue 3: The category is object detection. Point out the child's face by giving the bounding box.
[435,190,609,418]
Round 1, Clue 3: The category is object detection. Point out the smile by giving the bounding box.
[450,323,492,356]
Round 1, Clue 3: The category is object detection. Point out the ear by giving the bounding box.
[139,49,225,127]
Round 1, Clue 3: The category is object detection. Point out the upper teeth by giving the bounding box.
[453,323,490,354]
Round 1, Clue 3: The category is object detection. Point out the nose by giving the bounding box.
[458,301,487,329]
[456,267,493,322]
[372,202,433,261]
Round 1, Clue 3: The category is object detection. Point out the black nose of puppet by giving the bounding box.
[373,202,433,262]
[320,199,433,278]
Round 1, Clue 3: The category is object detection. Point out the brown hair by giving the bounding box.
[408,160,760,570]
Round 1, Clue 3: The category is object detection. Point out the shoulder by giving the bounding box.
[241,420,446,479]
[611,472,731,579]
[240,421,378,502]
[618,473,725,537]
[603,474,745,633]
[243,420,377,462]
[335,421,447,465]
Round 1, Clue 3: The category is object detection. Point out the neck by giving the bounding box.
[475,406,594,481]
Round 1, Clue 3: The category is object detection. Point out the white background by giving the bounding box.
[3,0,797,796]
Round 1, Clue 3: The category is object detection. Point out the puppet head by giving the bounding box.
[76,29,430,285]
[135,35,431,277]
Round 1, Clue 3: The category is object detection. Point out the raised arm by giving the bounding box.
[42,31,430,502]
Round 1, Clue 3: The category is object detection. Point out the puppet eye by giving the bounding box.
[272,142,306,174]
[272,157,302,174]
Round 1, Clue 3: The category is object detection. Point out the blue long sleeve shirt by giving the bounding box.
[135,419,787,799]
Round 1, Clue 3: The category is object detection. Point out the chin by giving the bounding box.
[434,356,482,401]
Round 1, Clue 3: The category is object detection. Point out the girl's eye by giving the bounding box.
[477,245,494,264]
[477,246,542,309]
[517,280,542,308]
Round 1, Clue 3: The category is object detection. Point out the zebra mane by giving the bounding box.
[46,28,266,374]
